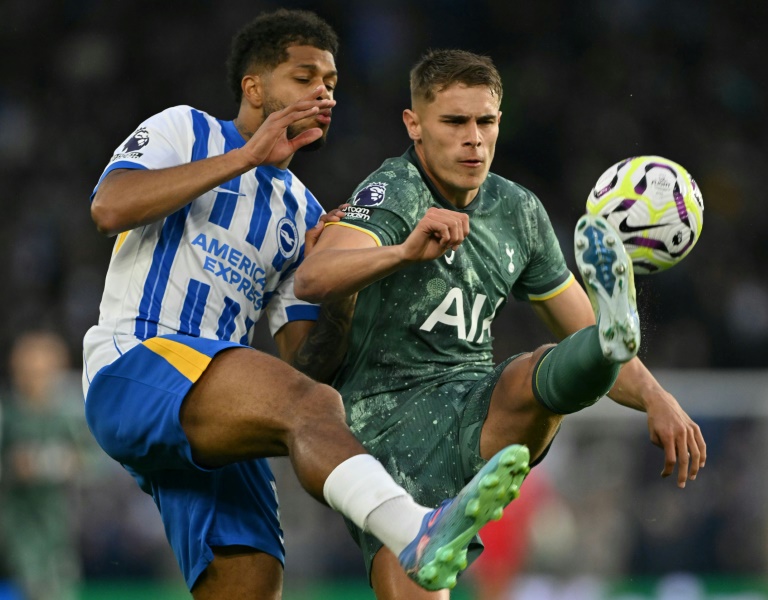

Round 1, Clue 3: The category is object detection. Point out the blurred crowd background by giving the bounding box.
[0,0,766,598]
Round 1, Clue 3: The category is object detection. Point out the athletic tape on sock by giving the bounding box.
[323,454,410,531]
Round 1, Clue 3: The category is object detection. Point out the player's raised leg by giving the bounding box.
[179,345,479,594]
[478,215,641,466]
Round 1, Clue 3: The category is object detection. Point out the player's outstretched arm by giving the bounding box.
[608,359,706,488]
[91,88,335,236]
[295,207,469,303]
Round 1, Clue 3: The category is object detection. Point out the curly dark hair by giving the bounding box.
[410,49,503,105]
[226,9,339,104]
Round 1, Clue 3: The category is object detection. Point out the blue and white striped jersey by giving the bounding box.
[83,105,323,395]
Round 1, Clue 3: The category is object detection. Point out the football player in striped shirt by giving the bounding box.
[296,49,707,598]
[82,11,527,598]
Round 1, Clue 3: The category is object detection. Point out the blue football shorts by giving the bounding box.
[84,334,284,590]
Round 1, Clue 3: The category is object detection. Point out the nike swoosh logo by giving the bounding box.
[212,187,246,196]
[617,217,667,233]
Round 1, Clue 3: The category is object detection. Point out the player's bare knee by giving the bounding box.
[288,379,346,426]
[496,344,557,410]
[311,383,346,423]
[519,343,556,380]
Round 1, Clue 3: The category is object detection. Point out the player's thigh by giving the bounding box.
[181,343,345,466]
[479,345,563,463]
[371,548,449,600]
[192,546,283,600]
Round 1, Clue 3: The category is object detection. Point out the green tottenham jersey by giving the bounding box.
[333,147,572,441]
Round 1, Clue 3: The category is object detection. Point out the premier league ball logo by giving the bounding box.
[353,182,388,207]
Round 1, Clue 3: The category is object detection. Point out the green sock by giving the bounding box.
[532,326,621,414]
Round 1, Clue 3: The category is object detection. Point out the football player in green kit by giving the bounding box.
[295,49,707,599]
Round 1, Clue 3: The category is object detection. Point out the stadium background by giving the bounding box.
[0,0,766,598]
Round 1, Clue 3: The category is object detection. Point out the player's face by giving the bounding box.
[405,84,501,207]
[262,45,338,151]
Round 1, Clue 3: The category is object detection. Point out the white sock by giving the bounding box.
[323,454,431,556]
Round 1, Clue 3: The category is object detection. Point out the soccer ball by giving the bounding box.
[585,156,704,274]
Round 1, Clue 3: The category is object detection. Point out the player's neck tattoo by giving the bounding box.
[234,118,254,140]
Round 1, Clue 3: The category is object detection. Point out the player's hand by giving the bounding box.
[400,207,469,263]
[241,86,335,167]
[304,204,349,257]
[644,389,706,488]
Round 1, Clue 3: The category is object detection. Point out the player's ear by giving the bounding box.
[403,109,421,142]
[241,74,263,109]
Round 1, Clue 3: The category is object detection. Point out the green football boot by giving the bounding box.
[398,444,530,591]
